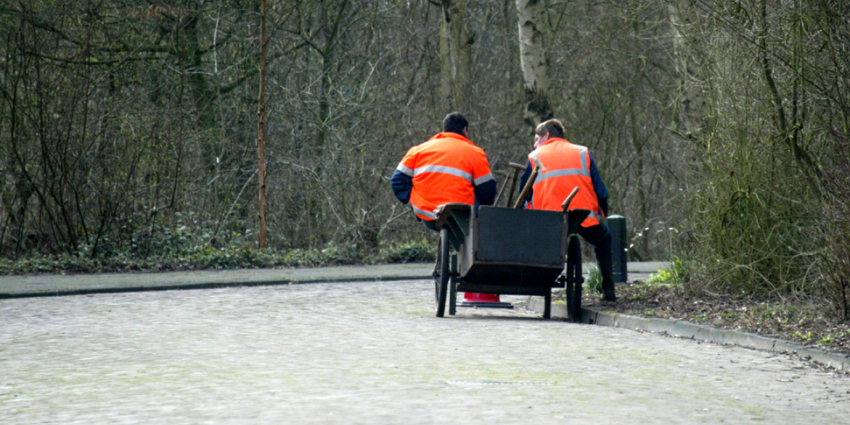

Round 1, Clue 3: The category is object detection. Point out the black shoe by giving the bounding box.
[598,254,616,302]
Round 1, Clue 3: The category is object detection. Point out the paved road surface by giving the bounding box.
[2,279,848,424]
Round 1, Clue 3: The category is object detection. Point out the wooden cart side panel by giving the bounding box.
[475,207,564,266]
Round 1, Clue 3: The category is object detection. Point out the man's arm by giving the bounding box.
[391,166,413,204]
[472,151,497,206]
[474,179,497,206]
[588,153,609,216]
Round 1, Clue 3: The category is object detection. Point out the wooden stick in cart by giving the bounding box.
[504,162,526,207]
[513,166,538,209]
[561,187,580,213]
[492,171,511,207]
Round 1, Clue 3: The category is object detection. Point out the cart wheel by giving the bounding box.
[571,270,583,320]
[566,235,583,321]
[434,228,450,317]
[449,253,457,316]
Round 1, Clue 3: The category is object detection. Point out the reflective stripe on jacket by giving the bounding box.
[527,138,602,227]
[395,132,494,221]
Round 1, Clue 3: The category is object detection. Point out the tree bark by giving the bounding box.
[440,0,472,114]
[516,0,552,131]
[258,0,268,249]
[667,0,695,140]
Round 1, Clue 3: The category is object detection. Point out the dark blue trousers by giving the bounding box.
[576,224,612,265]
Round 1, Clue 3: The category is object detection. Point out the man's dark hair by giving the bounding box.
[534,119,565,139]
[443,112,469,135]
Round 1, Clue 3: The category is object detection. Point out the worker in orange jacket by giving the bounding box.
[391,112,496,230]
[519,119,616,301]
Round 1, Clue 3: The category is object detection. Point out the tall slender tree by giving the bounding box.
[258,0,269,249]
[516,0,552,130]
[440,0,472,113]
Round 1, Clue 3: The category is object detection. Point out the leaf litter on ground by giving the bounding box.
[572,278,850,358]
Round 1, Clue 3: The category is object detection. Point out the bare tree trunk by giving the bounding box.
[257,0,268,249]
[516,0,552,131]
[440,0,472,114]
[667,0,695,140]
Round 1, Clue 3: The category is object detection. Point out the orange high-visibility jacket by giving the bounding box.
[396,132,494,221]
[527,138,603,227]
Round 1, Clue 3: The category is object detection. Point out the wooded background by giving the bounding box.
[1,0,848,316]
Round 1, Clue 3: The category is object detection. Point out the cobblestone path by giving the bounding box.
[1,280,849,424]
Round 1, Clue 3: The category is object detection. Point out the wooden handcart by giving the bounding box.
[432,188,589,320]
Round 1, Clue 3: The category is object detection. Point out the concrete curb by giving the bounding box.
[0,274,429,299]
[0,264,436,299]
[527,297,850,373]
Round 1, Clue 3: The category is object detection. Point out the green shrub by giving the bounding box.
[0,238,437,275]
[647,257,692,285]
[586,266,602,294]
[378,240,435,263]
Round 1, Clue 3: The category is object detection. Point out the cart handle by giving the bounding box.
[508,162,527,171]
[561,187,580,213]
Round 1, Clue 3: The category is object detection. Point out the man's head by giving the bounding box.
[443,112,469,136]
[533,119,565,148]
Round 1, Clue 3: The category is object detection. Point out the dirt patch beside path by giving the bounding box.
[576,278,850,358]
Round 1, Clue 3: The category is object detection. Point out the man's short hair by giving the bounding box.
[443,112,469,135]
[534,119,565,139]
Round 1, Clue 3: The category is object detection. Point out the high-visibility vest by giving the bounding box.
[527,138,603,227]
[396,132,494,221]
